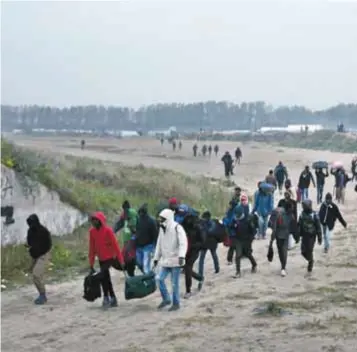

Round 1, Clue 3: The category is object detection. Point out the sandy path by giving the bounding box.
[2,136,357,352]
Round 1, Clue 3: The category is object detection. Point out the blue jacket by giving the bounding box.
[252,190,274,217]
[174,204,199,224]
[223,207,238,237]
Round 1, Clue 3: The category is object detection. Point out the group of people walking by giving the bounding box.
[24,157,353,312]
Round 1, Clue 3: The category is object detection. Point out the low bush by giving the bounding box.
[1,139,230,284]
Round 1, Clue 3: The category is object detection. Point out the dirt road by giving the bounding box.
[2,136,357,352]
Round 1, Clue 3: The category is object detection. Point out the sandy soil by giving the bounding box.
[2,136,357,352]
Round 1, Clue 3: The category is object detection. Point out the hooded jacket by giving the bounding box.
[153,209,188,267]
[89,212,124,267]
[113,208,138,234]
[26,214,52,259]
[135,204,158,247]
[252,190,274,217]
[318,201,346,231]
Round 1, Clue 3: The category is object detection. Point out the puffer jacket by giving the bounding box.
[153,209,188,267]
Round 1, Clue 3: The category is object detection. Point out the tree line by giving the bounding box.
[1,102,357,132]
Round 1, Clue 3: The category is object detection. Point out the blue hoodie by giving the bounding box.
[223,207,238,237]
[252,190,274,217]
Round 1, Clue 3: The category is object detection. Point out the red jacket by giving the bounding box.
[89,212,124,267]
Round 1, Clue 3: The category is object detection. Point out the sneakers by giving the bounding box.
[184,292,192,299]
[251,265,257,274]
[102,296,111,308]
[281,269,287,277]
[233,272,241,278]
[227,261,233,266]
[110,297,118,307]
[34,294,47,305]
[157,300,171,310]
[168,304,180,311]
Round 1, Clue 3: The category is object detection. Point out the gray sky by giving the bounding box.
[1,0,357,109]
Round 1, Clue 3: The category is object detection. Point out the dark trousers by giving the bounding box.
[301,235,316,272]
[125,260,136,277]
[185,250,203,293]
[99,258,122,298]
[276,238,288,270]
[235,239,257,273]
[227,245,235,263]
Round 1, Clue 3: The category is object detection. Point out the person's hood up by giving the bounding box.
[178,204,189,214]
[91,211,106,225]
[301,199,312,213]
[159,208,174,227]
[138,203,148,216]
[26,214,40,228]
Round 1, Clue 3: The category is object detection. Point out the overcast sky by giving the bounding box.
[1,0,357,110]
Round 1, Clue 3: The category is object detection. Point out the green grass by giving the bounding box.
[1,139,230,284]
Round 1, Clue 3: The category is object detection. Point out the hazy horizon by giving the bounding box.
[1,1,357,110]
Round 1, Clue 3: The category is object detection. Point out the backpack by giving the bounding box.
[299,212,318,235]
[212,219,227,243]
[83,272,102,302]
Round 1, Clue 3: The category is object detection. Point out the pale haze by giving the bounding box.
[1,0,357,109]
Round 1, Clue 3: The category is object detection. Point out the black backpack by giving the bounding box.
[212,219,227,243]
[83,272,102,302]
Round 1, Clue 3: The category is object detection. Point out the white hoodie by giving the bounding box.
[153,209,188,268]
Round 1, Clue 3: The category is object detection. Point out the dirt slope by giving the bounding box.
[2,136,357,352]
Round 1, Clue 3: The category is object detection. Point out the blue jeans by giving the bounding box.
[258,215,268,238]
[323,226,332,250]
[301,188,309,201]
[136,244,154,274]
[198,247,219,276]
[157,267,181,306]
[317,184,324,204]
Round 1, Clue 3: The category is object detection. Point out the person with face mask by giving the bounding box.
[89,212,124,308]
[26,214,52,305]
[295,200,322,277]
[318,193,347,253]
[153,209,188,311]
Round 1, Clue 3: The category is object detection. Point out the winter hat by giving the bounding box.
[122,200,130,209]
[168,197,178,205]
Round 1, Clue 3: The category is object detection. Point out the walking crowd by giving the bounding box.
[24,155,355,311]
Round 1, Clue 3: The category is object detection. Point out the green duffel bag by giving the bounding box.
[124,271,157,300]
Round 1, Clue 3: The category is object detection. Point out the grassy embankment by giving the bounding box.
[208,130,357,153]
[1,139,230,285]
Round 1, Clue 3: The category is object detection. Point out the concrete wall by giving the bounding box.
[1,165,87,246]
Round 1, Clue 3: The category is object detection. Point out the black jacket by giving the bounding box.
[296,210,322,243]
[298,171,315,189]
[135,204,158,247]
[182,215,205,253]
[26,214,52,259]
[315,170,329,186]
[318,202,346,231]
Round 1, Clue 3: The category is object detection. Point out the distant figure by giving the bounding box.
[81,139,85,150]
[221,151,234,177]
[214,145,219,157]
[172,141,176,151]
[202,144,207,157]
[274,161,288,194]
[208,145,212,156]
[160,137,164,146]
[265,170,277,190]
[193,144,198,157]
[178,141,182,151]
[234,147,242,165]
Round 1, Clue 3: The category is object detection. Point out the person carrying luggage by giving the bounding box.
[89,212,124,308]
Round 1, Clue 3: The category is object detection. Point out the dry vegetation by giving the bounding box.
[1,139,230,283]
